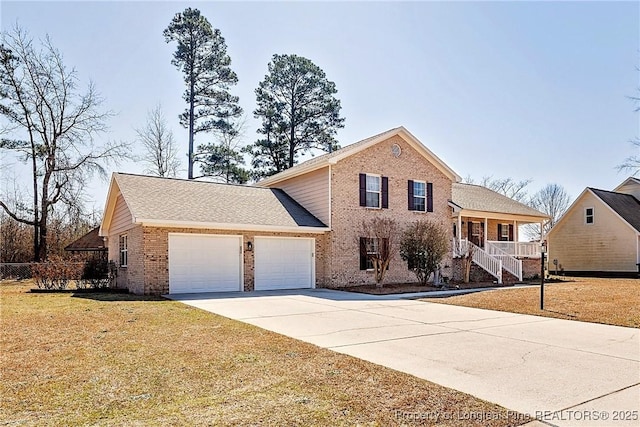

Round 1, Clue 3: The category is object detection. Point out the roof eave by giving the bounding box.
[454,208,550,223]
[135,218,330,234]
[256,126,462,186]
[256,161,330,187]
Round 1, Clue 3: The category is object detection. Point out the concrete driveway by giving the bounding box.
[169,289,640,427]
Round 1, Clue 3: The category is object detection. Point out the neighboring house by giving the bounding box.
[100,126,548,295]
[450,183,549,282]
[64,227,107,253]
[548,178,640,277]
[64,226,107,259]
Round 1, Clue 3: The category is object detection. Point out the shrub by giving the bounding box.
[80,255,110,289]
[400,220,449,285]
[32,255,84,290]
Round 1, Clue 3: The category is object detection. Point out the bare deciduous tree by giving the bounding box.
[462,242,476,284]
[617,85,639,176]
[137,104,180,177]
[358,217,401,287]
[525,183,570,240]
[617,138,639,176]
[0,26,129,260]
[466,175,532,202]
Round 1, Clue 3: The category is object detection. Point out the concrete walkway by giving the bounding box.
[168,289,640,427]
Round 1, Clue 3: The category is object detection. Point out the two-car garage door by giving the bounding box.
[168,234,314,294]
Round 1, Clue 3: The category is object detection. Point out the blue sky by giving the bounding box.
[2,1,639,212]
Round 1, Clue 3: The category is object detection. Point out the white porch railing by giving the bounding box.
[487,241,541,258]
[485,242,523,281]
[453,239,503,284]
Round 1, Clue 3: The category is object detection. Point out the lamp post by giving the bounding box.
[540,240,547,310]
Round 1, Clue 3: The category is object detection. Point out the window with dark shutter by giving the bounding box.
[361,174,382,208]
[408,180,414,210]
[381,177,388,209]
[359,237,368,270]
[359,237,380,270]
[359,174,366,207]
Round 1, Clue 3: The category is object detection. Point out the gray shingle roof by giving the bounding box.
[452,183,549,218]
[114,173,327,229]
[590,188,640,233]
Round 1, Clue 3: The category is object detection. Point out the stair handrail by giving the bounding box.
[485,242,523,281]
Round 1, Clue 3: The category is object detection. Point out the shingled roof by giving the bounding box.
[590,188,640,233]
[109,173,327,231]
[64,227,106,252]
[258,126,461,186]
[452,183,549,218]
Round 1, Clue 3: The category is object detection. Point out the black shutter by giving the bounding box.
[359,237,367,270]
[426,182,433,212]
[408,180,414,210]
[359,173,366,206]
[381,177,388,209]
[468,221,473,243]
[498,224,503,241]
[508,224,514,241]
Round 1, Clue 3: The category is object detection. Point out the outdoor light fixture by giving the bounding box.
[246,241,253,251]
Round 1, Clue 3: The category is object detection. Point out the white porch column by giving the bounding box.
[513,220,518,256]
[484,217,488,248]
[457,214,462,246]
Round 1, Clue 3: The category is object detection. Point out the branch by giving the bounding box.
[0,200,36,226]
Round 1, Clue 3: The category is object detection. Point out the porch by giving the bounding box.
[452,216,543,259]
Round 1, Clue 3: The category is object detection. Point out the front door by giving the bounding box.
[468,221,484,248]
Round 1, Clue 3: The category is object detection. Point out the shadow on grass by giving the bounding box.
[543,309,577,319]
[72,291,166,302]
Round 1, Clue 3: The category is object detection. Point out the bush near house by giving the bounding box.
[400,220,449,285]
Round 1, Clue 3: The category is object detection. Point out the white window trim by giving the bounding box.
[119,234,128,267]
[365,173,381,209]
[501,223,510,239]
[412,180,427,212]
[365,238,379,271]
[585,207,594,225]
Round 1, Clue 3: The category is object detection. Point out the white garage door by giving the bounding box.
[254,237,314,290]
[168,234,242,294]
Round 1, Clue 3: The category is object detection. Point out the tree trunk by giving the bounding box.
[188,75,195,180]
[31,137,39,261]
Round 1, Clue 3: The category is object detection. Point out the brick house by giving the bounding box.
[100,127,548,294]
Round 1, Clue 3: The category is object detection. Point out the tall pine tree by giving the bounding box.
[164,8,242,179]
[248,54,344,178]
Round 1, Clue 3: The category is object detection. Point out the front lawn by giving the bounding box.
[426,277,639,328]
[0,280,527,426]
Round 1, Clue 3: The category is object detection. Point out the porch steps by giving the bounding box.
[466,264,520,285]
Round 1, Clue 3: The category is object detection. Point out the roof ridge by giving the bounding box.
[115,172,269,191]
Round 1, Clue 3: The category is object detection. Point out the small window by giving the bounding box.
[413,181,426,212]
[119,234,128,267]
[359,237,388,271]
[365,174,381,208]
[585,207,594,224]
[501,224,510,240]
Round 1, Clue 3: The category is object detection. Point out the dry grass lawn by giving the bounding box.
[428,277,639,328]
[0,280,530,426]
